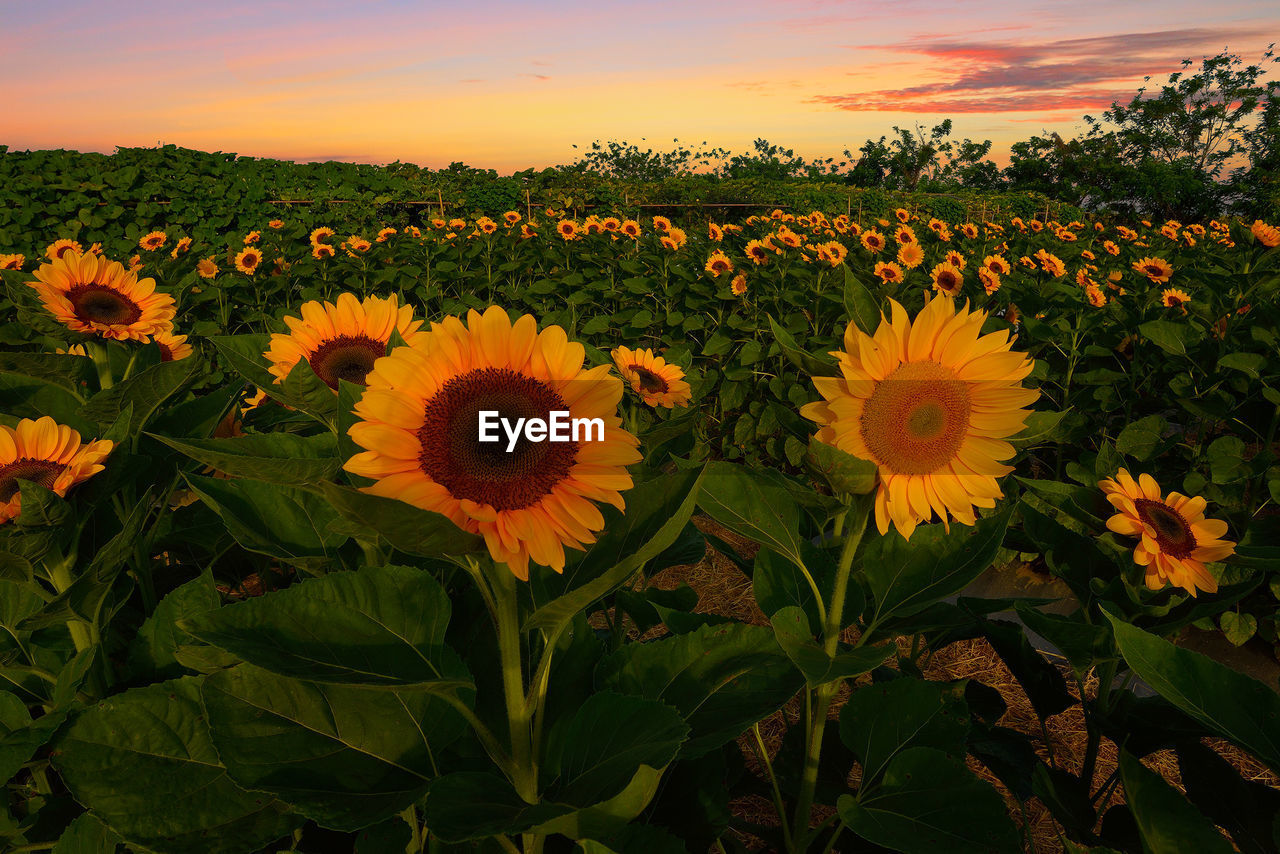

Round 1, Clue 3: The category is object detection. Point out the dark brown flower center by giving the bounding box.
[1135,498,1196,559]
[67,284,142,325]
[629,365,669,395]
[308,335,386,389]
[937,272,960,292]
[417,367,577,512]
[0,459,63,502]
[1145,265,1163,276]
[861,361,971,475]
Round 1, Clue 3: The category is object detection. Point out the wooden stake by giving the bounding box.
[438,189,445,218]
[525,189,532,224]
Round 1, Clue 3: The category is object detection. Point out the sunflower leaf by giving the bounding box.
[151,432,340,486]
[319,481,485,557]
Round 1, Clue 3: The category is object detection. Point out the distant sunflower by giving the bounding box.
[313,244,335,260]
[309,227,336,247]
[821,241,848,267]
[803,296,1037,539]
[476,218,498,235]
[894,225,916,245]
[665,228,688,250]
[268,219,284,230]
[897,242,924,269]
[1133,257,1173,284]
[503,211,522,225]
[652,216,672,233]
[45,239,82,261]
[959,223,979,240]
[1251,220,1280,247]
[235,248,261,274]
[1161,288,1191,308]
[197,257,218,279]
[1035,249,1066,278]
[705,250,734,277]
[243,231,261,246]
[708,223,724,242]
[265,292,426,390]
[945,249,966,270]
[982,255,1011,276]
[745,240,771,265]
[0,417,114,524]
[861,230,886,253]
[873,261,904,284]
[730,274,748,296]
[979,267,1001,295]
[601,216,620,232]
[612,346,692,409]
[153,329,193,362]
[930,262,963,297]
[894,208,911,223]
[170,237,193,258]
[377,227,399,242]
[28,252,175,341]
[137,232,166,251]
[345,306,641,579]
[620,220,641,238]
[1099,469,1235,596]
[557,220,579,241]
[0,254,25,270]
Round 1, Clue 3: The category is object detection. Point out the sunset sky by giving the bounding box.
[3,0,1278,172]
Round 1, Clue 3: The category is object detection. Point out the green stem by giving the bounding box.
[753,724,793,851]
[46,557,94,654]
[492,567,537,803]
[791,494,872,851]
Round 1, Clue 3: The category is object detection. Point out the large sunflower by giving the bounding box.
[265,292,426,390]
[1133,257,1173,284]
[1098,469,1234,596]
[612,346,693,408]
[345,306,642,579]
[1,417,114,524]
[802,296,1038,539]
[28,252,176,341]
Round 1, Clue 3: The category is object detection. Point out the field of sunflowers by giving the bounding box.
[1,198,1280,854]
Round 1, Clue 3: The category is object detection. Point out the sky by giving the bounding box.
[2,0,1278,173]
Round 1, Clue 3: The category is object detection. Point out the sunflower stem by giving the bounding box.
[491,566,538,804]
[790,493,872,852]
[45,553,94,655]
[86,339,113,390]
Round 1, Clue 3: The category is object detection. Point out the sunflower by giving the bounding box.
[1035,249,1066,278]
[894,208,911,223]
[313,244,336,260]
[612,346,692,409]
[243,231,261,246]
[730,274,748,296]
[602,216,620,232]
[557,220,579,241]
[979,267,1001,295]
[1161,288,1191,308]
[345,307,642,579]
[476,218,498,235]
[873,261,904,284]
[708,223,724,242]
[197,257,218,279]
[982,255,1011,276]
[705,251,734,277]
[503,211,522,225]
[583,217,604,236]
[1250,220,1280,247]
[310,227,336,247]
[665,228,688,250]
[897,242,924,269]
[803,296,1037,539]
[377,227,399,242]
[0,254,25,270]
[170,237,193,258]
[745,240,771,265]
[652,216,672,233]
[959,223,979,240]
[235,248,261,274]
[265,292,426,390]
[1133,257,1173,284]
[345,236,372,254]
[28,252,175,341]
[135,231,165,252]
[153,329,193,361]
[861,230,886,253]
[269,219,284,230]
[449,218,467,230]
[930,262,963,297]
[520,225,537,240]
[620,220,641,238]
[45,239,82,261]
[776,228,802,249]
[945,250,966,270]
[821,241,848,267]
[894,225,917,245]
[0,417,114,524]
[1086,283,1107,307]
[1099,469,1235,596]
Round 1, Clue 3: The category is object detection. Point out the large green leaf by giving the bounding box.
[0,691,68,785]
[769,606,891,687]
[79,355,202,434]
[185,474,345,568]
[542,692,688,808]
[52,677,301,854]
[1176,739,1280,854]
[863,506,1013,630]
[320,481,485,557]
[424,772,573,842]
[526,468,704,633]
[842,264,880,335]
[766,315,837,377]
[696,462,809,569]
[184,565,466,688]
[1118,750,1233,854]
[1105,612,1280,773]
[838,677,970,786]
[597,622,803,757]
[839,747,1020,854]
[203,663,467,830]
[209,334,336,427]
[125,568,222,681]
[153,432,341,485]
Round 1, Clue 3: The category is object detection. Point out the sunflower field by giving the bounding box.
[1,199,1280,854]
